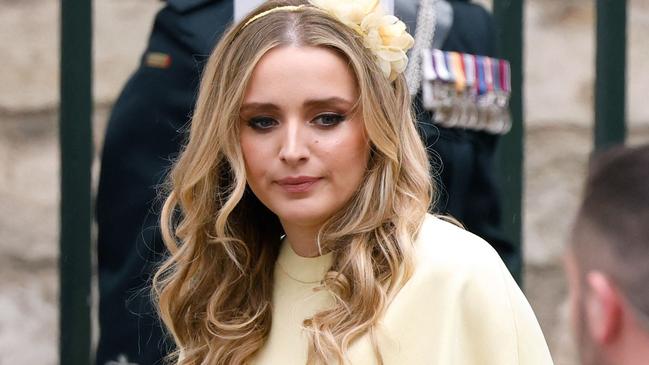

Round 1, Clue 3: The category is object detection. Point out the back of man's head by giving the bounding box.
[567,143,649,365]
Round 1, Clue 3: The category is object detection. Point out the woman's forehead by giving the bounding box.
[242,46,358,107]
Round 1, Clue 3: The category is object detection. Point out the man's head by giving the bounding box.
[566,144,649,365]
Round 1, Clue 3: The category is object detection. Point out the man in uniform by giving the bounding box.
[95,2,231,364]
[401,0,518,276]
[95,1,515,363]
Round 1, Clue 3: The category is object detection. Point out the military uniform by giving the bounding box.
[95,2,231,364]
[411,1,520,277]
[95,1,516,364]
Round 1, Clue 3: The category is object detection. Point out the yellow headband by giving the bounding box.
[242,5,307,28]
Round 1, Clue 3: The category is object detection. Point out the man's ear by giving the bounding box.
[585,271,623,344]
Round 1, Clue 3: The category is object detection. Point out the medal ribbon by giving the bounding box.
[492,57,501,93]
[433,49,451,82]
[476,56,487,96]
[443,51,456,84]
[483,56,494,93]
[422,49,438,81]
[500,59,511,94]
[449,52,466,92]
[463,53,476,90]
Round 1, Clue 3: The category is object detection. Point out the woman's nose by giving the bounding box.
[278,121,309,165]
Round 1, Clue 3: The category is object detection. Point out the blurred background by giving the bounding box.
[0,0,648,363]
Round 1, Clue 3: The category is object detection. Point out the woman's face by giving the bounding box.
[240,45,370,230]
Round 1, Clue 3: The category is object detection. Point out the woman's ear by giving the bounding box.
[585,271,623,344]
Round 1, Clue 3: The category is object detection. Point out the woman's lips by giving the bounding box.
[276,176,321,193]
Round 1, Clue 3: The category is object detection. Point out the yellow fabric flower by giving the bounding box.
[309,0,379,29]
[361,12,414,80]
[309,0,414,81]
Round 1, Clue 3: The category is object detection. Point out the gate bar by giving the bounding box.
[595,0,627,150]
[59,0,93,363]
[493,0,525,284]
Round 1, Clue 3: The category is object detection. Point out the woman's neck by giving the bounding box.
[281,221,324,257]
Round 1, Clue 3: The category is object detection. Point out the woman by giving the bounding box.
[154,0,553,364]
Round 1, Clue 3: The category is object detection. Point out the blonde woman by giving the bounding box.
[153,0,553,364]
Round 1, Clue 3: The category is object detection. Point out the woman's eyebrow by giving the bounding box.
[303,97,353,108]
[239,102,281,114]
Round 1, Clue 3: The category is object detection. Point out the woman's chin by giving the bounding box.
[275,209,332,229]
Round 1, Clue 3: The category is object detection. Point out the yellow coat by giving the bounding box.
[252,214,554,364]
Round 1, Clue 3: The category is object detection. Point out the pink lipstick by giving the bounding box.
[276,176,321,193]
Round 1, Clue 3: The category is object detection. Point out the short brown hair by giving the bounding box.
[571,144,649,317]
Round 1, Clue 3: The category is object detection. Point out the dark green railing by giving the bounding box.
[493,0,525,284]
[595,0,627,150]
[58,0,628,363]
[59,0,92,363]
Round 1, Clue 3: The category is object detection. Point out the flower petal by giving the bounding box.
[392,57,408,74]
[378,58,392,79]
[375,49,406,62]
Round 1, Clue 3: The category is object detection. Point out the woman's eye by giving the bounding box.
[312,113,346,127]
[248,117,278,130]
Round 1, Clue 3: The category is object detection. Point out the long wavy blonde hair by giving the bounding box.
[153,1,434,364]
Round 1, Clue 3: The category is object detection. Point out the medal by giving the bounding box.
[494,59,512,133]
[421,49,439,110]
[463,53,479,128]
[433,49,451,83]
[419,49,513,135]
[432,50,453,124]
[450,52,466,92]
